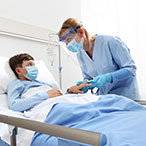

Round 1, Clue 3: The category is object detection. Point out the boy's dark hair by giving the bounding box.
[9,53,34,78]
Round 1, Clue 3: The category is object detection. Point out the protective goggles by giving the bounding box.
[59,24,83,41]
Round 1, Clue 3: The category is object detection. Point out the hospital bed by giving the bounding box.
[0,56,146,146]
[0,56,102,146]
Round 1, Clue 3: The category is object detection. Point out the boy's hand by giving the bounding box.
[47,89,63,98]
[68,82,91,94]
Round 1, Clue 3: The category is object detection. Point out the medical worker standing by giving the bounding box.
[58,18,140,100]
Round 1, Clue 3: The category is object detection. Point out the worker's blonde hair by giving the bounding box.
[58,18,96,47]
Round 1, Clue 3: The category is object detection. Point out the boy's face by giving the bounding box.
[15,60,35,80]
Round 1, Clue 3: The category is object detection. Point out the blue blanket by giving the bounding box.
[31,94,146,146]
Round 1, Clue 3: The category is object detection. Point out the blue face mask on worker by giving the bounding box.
[24,66,38,80]
[59,24,83,53]
[67,39,83,52]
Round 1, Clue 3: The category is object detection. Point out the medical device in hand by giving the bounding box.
[87,78,100,95]
[76,78,100,94]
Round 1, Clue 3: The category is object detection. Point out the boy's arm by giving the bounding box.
[8,80,49,112]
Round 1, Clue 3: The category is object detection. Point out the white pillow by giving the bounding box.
[0,56,16,94]
[0,93,8,107]
[0,56,60,94]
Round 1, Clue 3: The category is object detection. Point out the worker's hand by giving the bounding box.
[68,82,91,94]
[76,79,87,86]
[76,79,89,93]
[47,89,63,98]
[89,73,112,89]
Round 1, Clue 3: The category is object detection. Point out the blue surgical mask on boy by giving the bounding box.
[24,66,38,81]
[67,39,83,53]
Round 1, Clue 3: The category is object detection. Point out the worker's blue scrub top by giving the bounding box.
[77,35,140,100]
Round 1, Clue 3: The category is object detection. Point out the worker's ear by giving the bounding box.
[77,28,84,37]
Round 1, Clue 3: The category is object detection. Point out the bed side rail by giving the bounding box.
[135,100,146,105]
[0,114,101,146]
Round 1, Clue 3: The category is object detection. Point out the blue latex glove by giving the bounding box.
[88,73,112,89]
[76,80,87,85]
[76,80,89,93]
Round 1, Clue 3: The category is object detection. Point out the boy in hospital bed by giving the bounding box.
[8,53,89,112]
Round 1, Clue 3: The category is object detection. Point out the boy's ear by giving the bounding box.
[15,67,22,75]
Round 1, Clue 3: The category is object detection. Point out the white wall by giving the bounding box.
[0,0,82,31]
[81,0,146,98]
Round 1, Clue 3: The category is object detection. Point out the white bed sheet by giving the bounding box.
[0,93,100,146]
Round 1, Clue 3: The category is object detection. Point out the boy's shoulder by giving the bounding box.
[10,78,20,83]
[8,79,22,87]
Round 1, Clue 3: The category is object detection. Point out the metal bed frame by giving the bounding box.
[0,114,101,146]
[0,100,146,146]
